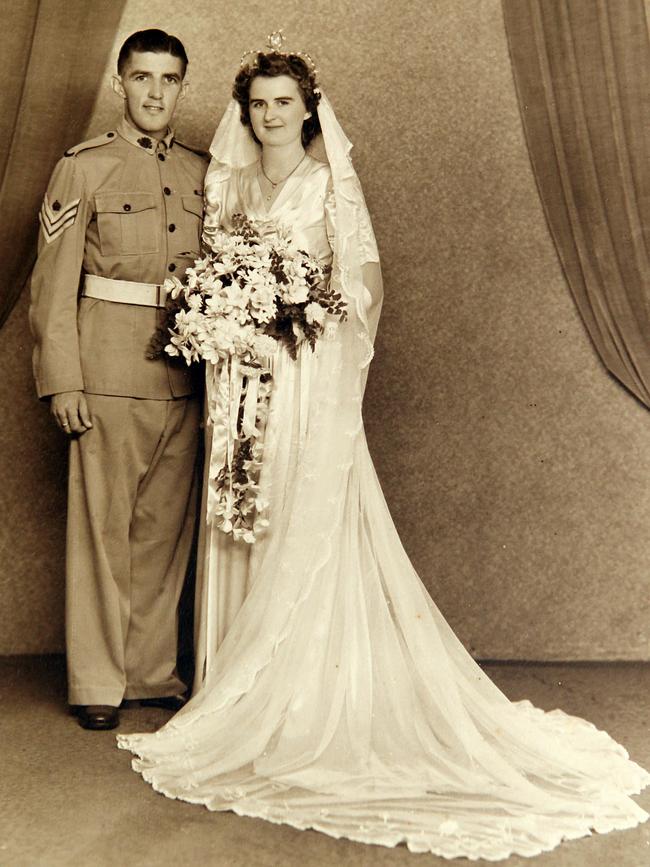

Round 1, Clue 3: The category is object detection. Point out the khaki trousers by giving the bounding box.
[66,394,199,706]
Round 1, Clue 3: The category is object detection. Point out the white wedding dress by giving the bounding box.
[118,97,649,861]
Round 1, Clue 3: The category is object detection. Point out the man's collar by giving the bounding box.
[117,118,175,154]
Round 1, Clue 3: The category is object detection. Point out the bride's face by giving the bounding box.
[248,74,311,148]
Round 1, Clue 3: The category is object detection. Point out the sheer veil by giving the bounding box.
[119,88,649,861]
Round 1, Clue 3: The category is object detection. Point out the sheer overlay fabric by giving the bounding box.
[118,95,649,861]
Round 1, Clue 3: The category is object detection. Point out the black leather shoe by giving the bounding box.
[74,705,120,730]
[138,694,187,711]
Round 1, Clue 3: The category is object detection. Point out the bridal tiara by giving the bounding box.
[239,30,320,81]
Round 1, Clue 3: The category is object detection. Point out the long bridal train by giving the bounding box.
[119,332,649,860]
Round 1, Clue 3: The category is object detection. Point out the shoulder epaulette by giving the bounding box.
[64,131,118,158]
[174,140,210,160]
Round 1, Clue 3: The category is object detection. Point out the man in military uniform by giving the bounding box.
[30,29,208,730]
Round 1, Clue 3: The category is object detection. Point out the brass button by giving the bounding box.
[163,186,172,196]
[168,263,176,272]
[168,224,176,232]
[123,203,131,211]
[158,153,165,162]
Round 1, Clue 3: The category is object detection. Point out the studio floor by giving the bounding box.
[1,657,648,867]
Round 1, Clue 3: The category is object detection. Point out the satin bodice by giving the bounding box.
[204,155,334,268]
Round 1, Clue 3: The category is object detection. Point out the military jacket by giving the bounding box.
[30,118,208,399]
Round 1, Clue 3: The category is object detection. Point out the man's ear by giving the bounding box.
[178,78,189,102]
[111,74,126,99]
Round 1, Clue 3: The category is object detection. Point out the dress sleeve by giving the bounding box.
[324,177,381,318]
[29,156,90,398]
[324,178,337,253]
[325,176,380,267]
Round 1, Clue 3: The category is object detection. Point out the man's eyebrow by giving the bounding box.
[127,69,181,78]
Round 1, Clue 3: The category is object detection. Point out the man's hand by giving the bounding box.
[51,391,93,435]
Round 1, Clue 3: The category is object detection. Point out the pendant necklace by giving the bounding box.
[260,153,306,201]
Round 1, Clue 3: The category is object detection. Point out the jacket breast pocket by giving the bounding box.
[94,192,159,257]
[178,195,204,254]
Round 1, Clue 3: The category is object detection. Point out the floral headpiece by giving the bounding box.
[239,30,320,85]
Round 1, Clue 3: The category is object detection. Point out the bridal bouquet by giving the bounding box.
[159,213,347,543]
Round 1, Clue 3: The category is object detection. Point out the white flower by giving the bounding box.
[252,334,278,359]
[211,254,238,276]
[200,274,224,294]
[163,276,184,299]
[223,283,248,310]
[282,279,309,305]
[304,302,325,325]
[287,259,308,280]
[241,247,272,270]
[204,293,226,315]
[185,268,199,290]
[249,289,276,325]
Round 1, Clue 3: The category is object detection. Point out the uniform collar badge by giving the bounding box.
[118,117,175,154]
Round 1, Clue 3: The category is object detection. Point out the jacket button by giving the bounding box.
[158,153,166,162]
[168,224,176,232]
[168,263,176,272]
[163,186,172,196]
[123,203,131,211]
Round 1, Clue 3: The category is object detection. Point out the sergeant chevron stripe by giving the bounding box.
[39,194,81,244]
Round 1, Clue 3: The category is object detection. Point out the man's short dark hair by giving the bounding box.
[117,29,188,78]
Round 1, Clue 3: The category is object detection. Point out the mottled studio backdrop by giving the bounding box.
[1,0,649,658]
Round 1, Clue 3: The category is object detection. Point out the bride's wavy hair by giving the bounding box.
[233,52,322,147]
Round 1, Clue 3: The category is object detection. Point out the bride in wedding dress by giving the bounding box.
[118,41,649,860]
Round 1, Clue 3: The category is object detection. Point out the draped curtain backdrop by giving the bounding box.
[0,0,126,329]
[503,0,650,406]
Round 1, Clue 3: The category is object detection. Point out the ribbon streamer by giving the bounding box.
[207,359,231,521]
[228,357,243,473]
[205,355,272,534]
[242,369,261,438]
